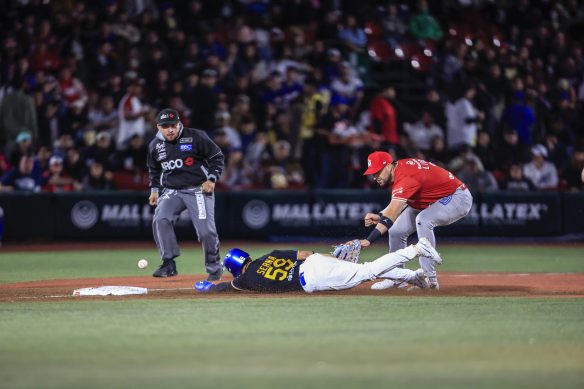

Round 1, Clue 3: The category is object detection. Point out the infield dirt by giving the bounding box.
[1,272,583,302]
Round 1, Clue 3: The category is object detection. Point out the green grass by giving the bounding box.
[1,244,583,283]
[1,243,583,388]
[0,297,583,388]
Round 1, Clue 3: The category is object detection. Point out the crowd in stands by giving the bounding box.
[0,0,583,193]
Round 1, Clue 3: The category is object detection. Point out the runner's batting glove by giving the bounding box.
[332,239,361,263]
[194,280,215,292]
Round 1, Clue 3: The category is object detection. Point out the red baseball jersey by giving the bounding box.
[391,159,464,209]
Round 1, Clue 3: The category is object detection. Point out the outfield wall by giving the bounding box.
[0,191,582,241]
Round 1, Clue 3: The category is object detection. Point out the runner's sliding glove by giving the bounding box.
[194,280,215,292]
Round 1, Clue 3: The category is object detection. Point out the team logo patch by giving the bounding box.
[180,144,193,152]
[180,137,193,143]
[439,195,453,205]
[184,157,194,166]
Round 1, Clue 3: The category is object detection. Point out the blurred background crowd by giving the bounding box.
[0,0,583,193]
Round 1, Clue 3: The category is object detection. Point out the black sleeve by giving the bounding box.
[147,141,162,191]
[212,282,235,292]
[198,130,224,182]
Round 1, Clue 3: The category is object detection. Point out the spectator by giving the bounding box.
[501,90,535,145]
[424,89,446,130]
[494,128,532,172]
[280,66,303,108]
[409,0,443,42]
[403,111,444,151]
[82,161,113,190]
[369,85,399,148]
[561,148,584,192]
[0,155,45,192]
[117,79,149,148]
[473,132,497,172]
[338,15,366,55]
[457,155,498,192]
[382,2,408,49]
[215,111,242,151]
[330,62,364,114]
[117,134,147,173]
[9,132,34,166]
[427,136,451,167]
[189,69,219,133]
[445,84,480,151]
[0,77,38,147]
[57,66,88,109]
[221,149,253,190]
[500,163,536,191]
[88,95,118,137]
[523,144,559,190]
[42,155,81,193]
[64,148,86,182]
[86,131,116,171]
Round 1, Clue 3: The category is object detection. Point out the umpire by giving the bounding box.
[147,108,225,280]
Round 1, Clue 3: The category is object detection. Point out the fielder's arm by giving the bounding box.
[361,199,407,247]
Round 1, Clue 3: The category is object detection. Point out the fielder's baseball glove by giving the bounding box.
[332,239,361,263]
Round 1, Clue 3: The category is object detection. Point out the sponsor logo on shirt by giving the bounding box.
[180,137,193,143]
[180,144,193,152]
[155,142,167,160]
[161,158,184,171]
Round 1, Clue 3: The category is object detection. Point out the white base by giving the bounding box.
[73,286,148,296]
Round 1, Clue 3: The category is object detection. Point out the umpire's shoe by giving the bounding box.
[153,260,178,278]
[206,268,223,282]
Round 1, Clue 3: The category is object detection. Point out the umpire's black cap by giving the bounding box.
[156,108,180,125]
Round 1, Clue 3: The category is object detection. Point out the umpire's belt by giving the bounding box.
[299,272,306,287]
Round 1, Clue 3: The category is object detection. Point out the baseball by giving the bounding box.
[137,259,149,269]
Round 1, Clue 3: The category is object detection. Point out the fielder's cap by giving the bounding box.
[363,151,394,175]
[49,155,63,165]
[156,108,180,125]
[16,132,32,143]
[531,144,548,158]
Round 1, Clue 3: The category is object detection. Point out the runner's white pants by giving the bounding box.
[298,246,419,293]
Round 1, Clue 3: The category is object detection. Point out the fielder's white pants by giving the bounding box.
[298,246,419,293]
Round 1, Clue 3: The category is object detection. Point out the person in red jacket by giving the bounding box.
[369,85,399,148]
[358,151,473,290]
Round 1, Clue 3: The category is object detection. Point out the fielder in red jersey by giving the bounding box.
[358,151,473,290]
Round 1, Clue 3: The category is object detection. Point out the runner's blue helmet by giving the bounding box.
[224,248,251,277]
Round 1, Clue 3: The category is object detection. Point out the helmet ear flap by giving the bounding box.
[224,248,251,277]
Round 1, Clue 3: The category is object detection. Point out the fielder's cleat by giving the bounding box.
[153,260,178,278]
[428,276,440,290]
[415,238,442,264]
[206,268,223,282]
[409,268,429,289]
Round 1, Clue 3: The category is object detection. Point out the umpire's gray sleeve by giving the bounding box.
[198,131,225,182]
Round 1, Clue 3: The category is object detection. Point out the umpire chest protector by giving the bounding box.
[147,127,224,190]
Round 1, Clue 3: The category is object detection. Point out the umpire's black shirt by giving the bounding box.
[147,126,224,192]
